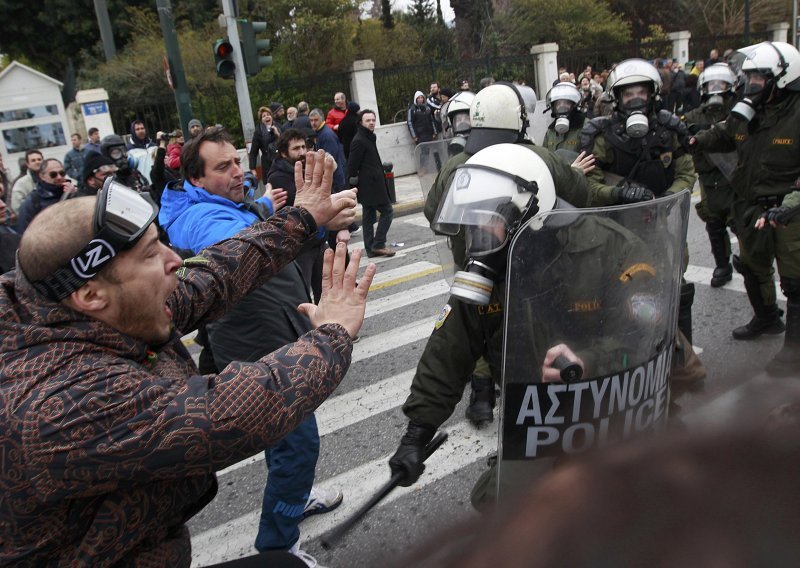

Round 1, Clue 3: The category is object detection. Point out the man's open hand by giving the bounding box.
[297,243,376,338]
[294,150,357,227]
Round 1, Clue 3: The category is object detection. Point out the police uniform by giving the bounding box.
[580,110,697,206]
[402,214,657,506]
[695,89,800,361]
[683,100,736,256]
[542,115,586,154]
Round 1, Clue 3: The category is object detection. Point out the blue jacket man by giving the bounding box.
[309,108,346,191]
[158,129,343,562]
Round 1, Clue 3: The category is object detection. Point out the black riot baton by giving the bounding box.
[320,430,449,550]
[554,354,583,383]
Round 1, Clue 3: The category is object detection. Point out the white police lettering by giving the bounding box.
[505,348,672,460]
[71,239,117,279]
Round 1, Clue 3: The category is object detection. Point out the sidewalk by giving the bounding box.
[354,175,425,222]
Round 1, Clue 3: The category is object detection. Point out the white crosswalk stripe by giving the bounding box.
[189,215,787,567]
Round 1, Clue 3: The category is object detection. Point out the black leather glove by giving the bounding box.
[389,421,436,487]
[612,183,655,204]
[760,206,795,226]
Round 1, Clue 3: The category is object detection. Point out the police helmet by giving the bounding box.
[607,59,662,108]
[433,143,556,247]
[698,63,737,96]
[465,82,537,153]
[730,41,800,93]
[442,91,475,136]
[546,82,582,116]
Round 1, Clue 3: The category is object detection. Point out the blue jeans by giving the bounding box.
[362,203,394,251]
[254,413,320,551]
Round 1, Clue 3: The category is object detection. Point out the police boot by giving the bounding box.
[766,280,800,377]
[706,219,732,287]
[465,376,495,426]
[678,282,695,344]
[732,255,785,340]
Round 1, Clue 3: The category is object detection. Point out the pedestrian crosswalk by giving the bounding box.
[188,211,788,567]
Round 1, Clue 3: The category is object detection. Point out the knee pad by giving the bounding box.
[732,254,751,276]
[781,277,800,302]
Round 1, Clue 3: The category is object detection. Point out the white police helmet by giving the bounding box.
[732,41,800,90]
[465,82,537,153]
[698,63,737,96]
[607,58,663,104]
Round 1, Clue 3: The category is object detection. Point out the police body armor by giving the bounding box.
[496,191,690,501]
[582,111,690,196]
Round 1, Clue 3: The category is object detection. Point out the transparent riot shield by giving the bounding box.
[497,191,690,501]
[414,139,454,200]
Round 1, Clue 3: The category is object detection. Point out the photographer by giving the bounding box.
[150,129,183,202]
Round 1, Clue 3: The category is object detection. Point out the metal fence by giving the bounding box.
[556,39,675,77]
[373,55,537,123]
[689,31,771,64]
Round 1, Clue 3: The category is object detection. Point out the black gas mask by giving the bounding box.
[616,85,653,138]
[550,99,576,135]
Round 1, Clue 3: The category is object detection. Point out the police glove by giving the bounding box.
[612,183,655,204]
[389,421,437,487]
[761,206,797,226]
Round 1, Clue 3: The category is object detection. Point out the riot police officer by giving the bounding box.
[439,90,474,156]
[542,82,586,154]
[692,41,800,377]
[422,82,593,426]
[391,143,668,507]
[580,59,702,387]
[683,63,738,287]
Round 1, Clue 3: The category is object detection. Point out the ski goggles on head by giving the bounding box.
[32,177,158,301]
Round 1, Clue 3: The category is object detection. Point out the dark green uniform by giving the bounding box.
[695,91,800,303]
[683,99,737,283]
[541,117,586,154]
[402,215,656,504]
[683,101,735,223]
[580,111,697,206]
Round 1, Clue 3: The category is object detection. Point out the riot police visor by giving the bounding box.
[433,164,537,236]
[552,99,576,115]
[704,79,732,94]
[618,84,651,111]
[743,71,769,96]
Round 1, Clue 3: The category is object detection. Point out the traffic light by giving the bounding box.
[213,38,235,79]
[239,19,272,76]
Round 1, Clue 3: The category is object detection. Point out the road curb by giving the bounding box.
[355,198,425,222]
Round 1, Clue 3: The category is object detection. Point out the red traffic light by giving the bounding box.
[215,39,234,58]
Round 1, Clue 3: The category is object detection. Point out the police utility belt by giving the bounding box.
[753,194,786,209]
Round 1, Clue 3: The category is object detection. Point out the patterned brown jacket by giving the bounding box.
[0,207,353,566]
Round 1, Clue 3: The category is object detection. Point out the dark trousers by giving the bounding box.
[362,202,393,251]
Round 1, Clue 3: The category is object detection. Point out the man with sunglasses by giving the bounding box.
[15,158,78,234]
[0,150,374,565]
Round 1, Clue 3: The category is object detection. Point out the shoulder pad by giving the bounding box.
[656,109,674,126]
[579,117,610,153]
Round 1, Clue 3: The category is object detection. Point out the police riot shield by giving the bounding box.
[497,191,690,501]
[414,139,455,201]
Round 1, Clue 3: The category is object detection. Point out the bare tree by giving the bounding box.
[694,0,791,35]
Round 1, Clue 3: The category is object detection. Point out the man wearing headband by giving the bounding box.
[0,149,374,565]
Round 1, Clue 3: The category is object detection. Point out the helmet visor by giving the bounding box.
[433,164,535,240]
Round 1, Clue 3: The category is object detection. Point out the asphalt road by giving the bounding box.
[187,200,795,567]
